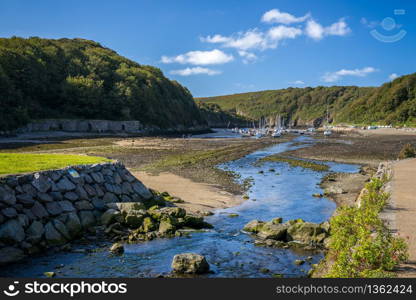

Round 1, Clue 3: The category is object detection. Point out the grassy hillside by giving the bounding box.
[197,102,250,128]
[198,73,416,127]
[0,37,206,131]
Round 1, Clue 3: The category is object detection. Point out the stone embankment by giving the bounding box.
[0,119,209,136]
[0,162,154,265]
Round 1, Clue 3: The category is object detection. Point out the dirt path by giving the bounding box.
[391,158,416,277]
[134,171,243,214]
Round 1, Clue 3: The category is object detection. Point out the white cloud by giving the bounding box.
[389,73,399,81]
[201,26,302,51]
[306,19,351,40]
[170,67,221,76]
[305,20,324,40]
[238,50,258,64]
[290,80,305,85]
[161,49,233,65]
[322,67,377,82]
[267,25,302,40]
[201,29,268,50]
[261,9,310,24]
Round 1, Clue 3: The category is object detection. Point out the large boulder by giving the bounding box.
[57,177,76,192]
[110,242,124,255]
[257,223,288,240]
[26,221,44,243]
[1,207,17,218]
[0,185,16,205]
[53,219,71,240]
[243,220,265,233]
[171,253,210,274]
[45,202,63,215]
[160,207,186,218]
[64,192,79,202]
[103,192,119,204]
[286,220,328,244]
[183,215,212,229]
[37,192,53,203]
[158,217,176,235]
[0,247,25,266]
[74,200,94,210]
[79,211,96,228]
[0,219,25,243]
[101,209,122,226]
[65,212,82,237]
[140,217,157,233]
[109,202,146,215]
[91,172,105,184]
[31,202,49,219]
[31,174,52,193]
[125,211,146,228]
[16,193,35,207]
[131,181,153,200]
[44,221,66,246]
[121,182,133,194]
[58,201,75,212]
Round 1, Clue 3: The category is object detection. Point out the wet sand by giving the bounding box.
[134,171,243,214]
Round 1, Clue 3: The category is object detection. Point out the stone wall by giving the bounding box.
[0,162,153,266]
[3,119,209,136]
[17,119,144,134]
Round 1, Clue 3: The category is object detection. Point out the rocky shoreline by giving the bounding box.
[0,162,212,267]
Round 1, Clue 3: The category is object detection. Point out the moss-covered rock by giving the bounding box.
[271,217,283,224]
[158,218,176,235]
[243,220,265,233]
[101,209,122,226]
[257,223,288,240]
[171,253,210,274]
[124,210,146,228]
[244,217,329,250]
[140,217,157,233]
[110,242,124,255]
[183,215,213,229]
[286,221,327,243]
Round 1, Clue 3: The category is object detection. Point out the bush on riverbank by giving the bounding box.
[398,143,416,160]
[323,177,408,277]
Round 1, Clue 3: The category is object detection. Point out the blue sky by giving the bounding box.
[0,0,415,97]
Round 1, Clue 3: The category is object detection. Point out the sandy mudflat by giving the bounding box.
[134,171,243,214]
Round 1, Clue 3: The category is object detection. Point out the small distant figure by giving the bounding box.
[182,134,186,139]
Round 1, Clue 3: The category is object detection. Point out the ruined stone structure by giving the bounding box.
[18,119,144,134]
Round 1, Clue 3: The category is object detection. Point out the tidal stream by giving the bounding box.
[1,136,359,278]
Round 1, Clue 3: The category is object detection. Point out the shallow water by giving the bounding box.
[1,137,359,278]
[191,128,242,139]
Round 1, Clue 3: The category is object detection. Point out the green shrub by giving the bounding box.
[324,178,408,278]
[398,143,416,159]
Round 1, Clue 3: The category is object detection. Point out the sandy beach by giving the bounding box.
[134,171,243,214]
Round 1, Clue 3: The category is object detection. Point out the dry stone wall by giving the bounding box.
[0,162,153,266]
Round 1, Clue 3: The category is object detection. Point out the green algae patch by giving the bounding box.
[0,153,112,175]
[258,155,329,172]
